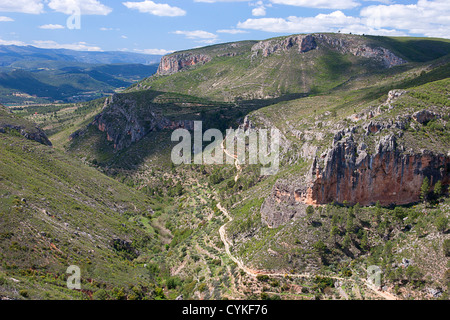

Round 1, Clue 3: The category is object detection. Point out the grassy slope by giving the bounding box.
[0,130,164,299]
[131,34,450,102]
[221,74,450,299]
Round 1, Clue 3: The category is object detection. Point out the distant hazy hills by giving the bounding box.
[0,45,162,105]
[0,45,162,66]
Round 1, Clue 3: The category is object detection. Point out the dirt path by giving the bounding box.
[216,137,400,300]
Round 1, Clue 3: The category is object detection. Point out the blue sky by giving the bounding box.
[0,0,449,55]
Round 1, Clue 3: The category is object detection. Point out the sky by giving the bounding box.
[0,0,449,55]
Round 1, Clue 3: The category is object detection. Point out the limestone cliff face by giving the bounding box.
[251,34,317,58]
[250,34,406,68]
[71,95,194,151]
[316,34,407,68]
[157,53,212,75]
[0,104,52,146]
[0,124,52,146]
[305,134,449,206]
[261,134,449,228]
[260,96,449,227]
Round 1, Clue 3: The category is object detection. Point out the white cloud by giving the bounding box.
[252,7,266,16]
[195,0,360,9]
[0,16,14,22]
[134,48,174,55]
[172,30,219,44]
[361,0,450,38]
[252,1,267,16]
[237,10,406,36]
[32,40,102,51]
[123,1,186,17]
[0,0,44,14]
[39,24,65,29]
[0,38,26,46]
[217,29,248,34]
[270,0,360,9]
[47,0,112,15]
[194,0,250,2]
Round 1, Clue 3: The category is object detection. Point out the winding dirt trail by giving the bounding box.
[216,137,399,300]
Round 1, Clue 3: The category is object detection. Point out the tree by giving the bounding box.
[405,265,423,283]
[346,212,354,233]
[306,205,314,216]
[434,180,443,197]
[353,203,361,215]
[313,240,327,258]
[393,207,407,224]
[361,231,369,251]
[174,182,183,196]
[343,233,351,249]
[443,239,450,257]
[420,177,430,203]
[435,216,448,233]
[330,226,339,243]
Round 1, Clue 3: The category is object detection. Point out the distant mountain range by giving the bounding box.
[0,45,162,66]
[0,45,162,105]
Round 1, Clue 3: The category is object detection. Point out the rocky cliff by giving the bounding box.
[71,95,194,151]
[261,93,449,227]
[251,34,317,58]
[316,34,407,68]
[262,132,449,228]
[251,33,406,68]
[0,104,52,146]
[157,53,212,75]
[304,134,449,206]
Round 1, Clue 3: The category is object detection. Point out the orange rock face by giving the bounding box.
[305,137,449,206]
[157,53,212,75]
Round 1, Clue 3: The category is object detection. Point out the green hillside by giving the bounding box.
[0,114,168,299]
[130,33,450,102]
[1,33,449,301]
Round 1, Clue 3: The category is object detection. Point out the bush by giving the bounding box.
[256,275,269,282]
[19,290,29,298]
[435,216,448,233]
[166,276,182,289]
[443,239,450,257]
[198,283,207,293]
[93,289,109,300]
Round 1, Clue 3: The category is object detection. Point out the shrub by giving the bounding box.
[256,275,269,282]
[93,289,109,300]
[444,239,450,257]
[19,290,29,298]
[166,276,182,289]
[435,216,448,233]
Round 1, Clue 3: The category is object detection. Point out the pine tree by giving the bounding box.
[434,180,443,197]
[343,233,351,249]
[330,226,339,243]
[361,231,369,251]
[420,177,430,203]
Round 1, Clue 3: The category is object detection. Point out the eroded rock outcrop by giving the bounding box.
[71,95,194,151]
[304,134,449,206]
[261,109,449,228]
[157,53,212,75]
[316,34,407,68]
[0,104,52,146]
[251,34,317,58]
